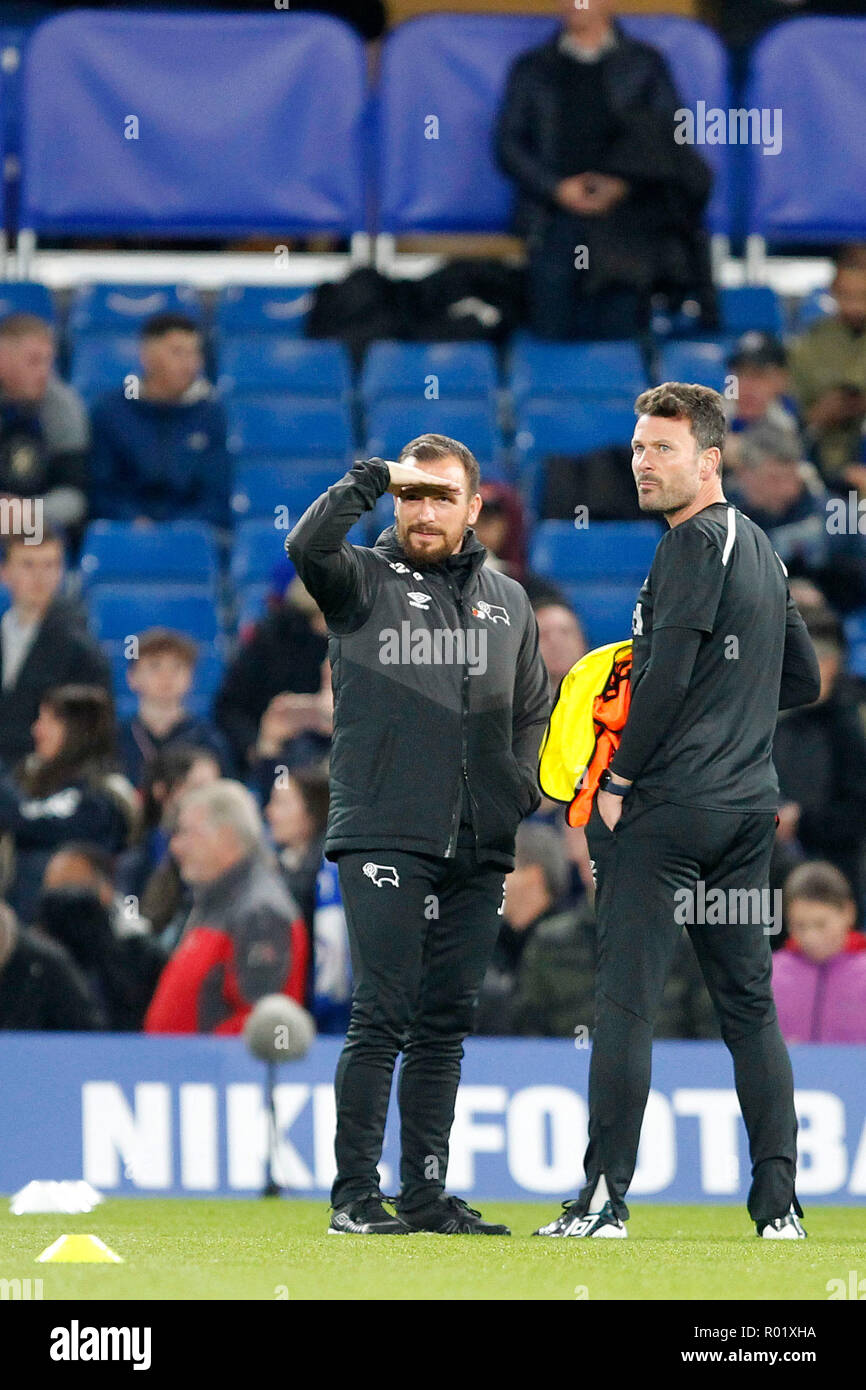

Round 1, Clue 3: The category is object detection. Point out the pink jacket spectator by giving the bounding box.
[772,933,866,1042]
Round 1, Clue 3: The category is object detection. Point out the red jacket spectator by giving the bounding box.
[145,852,309,1034]
[145,781,310,1034]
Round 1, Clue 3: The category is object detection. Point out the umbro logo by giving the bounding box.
[406,591,432,610]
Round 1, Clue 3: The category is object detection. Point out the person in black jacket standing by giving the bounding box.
[494,0,715,339]
[533,383,821,1241]
[286,434,550,1235]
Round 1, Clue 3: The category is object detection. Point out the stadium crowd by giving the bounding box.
[0,1,865,1045]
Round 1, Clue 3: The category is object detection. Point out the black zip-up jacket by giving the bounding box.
[285,459,550,868]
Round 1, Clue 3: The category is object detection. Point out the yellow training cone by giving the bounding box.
[36,1234,123,1264]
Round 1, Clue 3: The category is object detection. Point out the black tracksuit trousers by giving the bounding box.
[579,787,802,1226]
[330,823,505,1212]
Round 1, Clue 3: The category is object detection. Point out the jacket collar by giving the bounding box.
[191,851,257,917]
[373,524,488,585]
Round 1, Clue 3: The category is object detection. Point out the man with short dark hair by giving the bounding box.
[0,530,110,766]
[534,382,822,1241]
[286,434,550,1235]
[89,312,231,528]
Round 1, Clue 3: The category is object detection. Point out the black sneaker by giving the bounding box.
[328,1196,412,1235]
[399,1194,511,1235]
[533,1199,627,1238]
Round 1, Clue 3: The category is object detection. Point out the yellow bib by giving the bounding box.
[539,640,633,803]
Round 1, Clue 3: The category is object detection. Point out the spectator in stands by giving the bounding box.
[728,424,866,612]
[724,333,799,471]
[216,579,330,773]
[0,899,103,1030]
[772,861,866,1043]
[247,655,332,790]
[0,684,138,923]
[266,764,329,932]
[43,841,149,937]
[34,849,166,1031]
[494,0,714,339]
[789,245,866,484]
[475,482,565,604]
[122,746,221,947]
[476,822,576,1034]
[89,313,231,529]
[144,780,309,1033]
[308,854,352,1034]
[475,483,528,582]
[0,529,110,767]
[773,623,866,906]
[477,822,716,1038]
[0,313,89,536]
[533,597,587,697]
[119,628,231,787]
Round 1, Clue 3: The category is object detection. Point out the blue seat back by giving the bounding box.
[746,19,866,242]
[22,12,367,237]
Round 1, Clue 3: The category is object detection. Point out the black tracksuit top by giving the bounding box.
[286,458,551,868]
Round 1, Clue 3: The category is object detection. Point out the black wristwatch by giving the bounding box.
[599,768,630,797]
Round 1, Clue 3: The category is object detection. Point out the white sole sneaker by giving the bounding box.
[759,1206,807,1239]
[534,1200,628,1238]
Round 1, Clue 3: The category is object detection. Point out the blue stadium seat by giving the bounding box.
[561,581,637,650]
[510,339,648,405]
[378,14,731,234]
[218,338,352,398]
[231,518,292,587]
[844,611,866,680]
[230,460,341,520]
[515,400,638,515]
[360,342,498,404]
[530,520,662,584]
[80,521,220,590]
[746,18,866,243]
[0,281,55,322]
[514,397,636,517]
[237,582,271,631]
[229,398,354,460]
[68,334,141,401]
[516,399,636,465]
[89,587,221,642]
[68,283,202,333]
[365,398,506,476]
[657,340,730,394]
[21,12,367,240]
[216,286,316,336]
[718,287,783,337]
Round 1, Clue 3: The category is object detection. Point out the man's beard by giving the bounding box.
[400,526,452,562]
[638,483,695,516]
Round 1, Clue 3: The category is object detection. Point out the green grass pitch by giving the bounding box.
[1,1200,864,1300]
